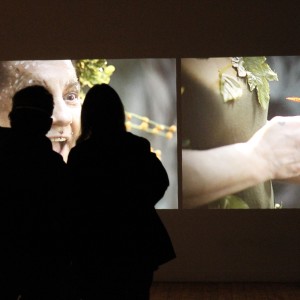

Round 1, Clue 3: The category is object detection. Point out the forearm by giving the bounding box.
[182,144,268,208]
[183,116,300,208]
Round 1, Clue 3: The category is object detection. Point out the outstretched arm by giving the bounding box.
[183,116,300,208]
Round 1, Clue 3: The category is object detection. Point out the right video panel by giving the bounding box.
[181,56,300,209]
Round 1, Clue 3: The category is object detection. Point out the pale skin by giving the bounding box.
[0,60,81,162]
[183,116,300,208]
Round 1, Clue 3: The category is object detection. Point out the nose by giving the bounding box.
[52,97,73,127]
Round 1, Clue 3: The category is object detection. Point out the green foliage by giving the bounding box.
[243,57,278,109]
[75,59,115,100]
[219,72,243,102]
[211,195,250,209]
[227,57,278,109]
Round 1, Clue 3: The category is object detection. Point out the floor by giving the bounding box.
[150,282,300,299]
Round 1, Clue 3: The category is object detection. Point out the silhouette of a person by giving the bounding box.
[0,125,10,142]
[67,83,176,300]
[0,85,71,299]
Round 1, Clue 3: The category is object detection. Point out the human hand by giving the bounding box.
[247,116,300,180]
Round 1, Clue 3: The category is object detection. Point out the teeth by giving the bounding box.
[50,137,67,142]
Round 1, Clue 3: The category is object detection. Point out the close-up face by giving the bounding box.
[0,60,81,162]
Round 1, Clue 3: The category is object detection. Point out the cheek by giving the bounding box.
[71,106,81,137]
[0,94,13,127]
[0,111,10,127]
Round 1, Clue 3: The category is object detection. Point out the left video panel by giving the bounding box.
[0,58,178,209]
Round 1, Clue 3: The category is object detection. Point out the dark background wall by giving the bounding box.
[1,0,300,281]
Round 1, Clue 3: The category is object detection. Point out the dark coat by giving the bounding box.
[67,131,175,277]
[0,129,70,297]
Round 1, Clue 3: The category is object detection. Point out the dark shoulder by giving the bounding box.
[67,139,96,165]
[0,126,11,141]
[68,132,151,160]
[68,139,93,157]
[0,126,11,133]
[124,132,150,150]
[36,148,66,171]
[52,150,66,164]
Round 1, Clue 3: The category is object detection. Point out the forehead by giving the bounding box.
[0,60,79,99]
[5,60,77,80]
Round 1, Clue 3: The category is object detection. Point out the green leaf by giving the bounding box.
[75,59,115,98]
[243,56,278,109]
[256,76,271,110]
[219,195,249,209]
[220,73,243,102]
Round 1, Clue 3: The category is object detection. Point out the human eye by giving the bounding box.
[64,92,78,101]
[63,91,80,105]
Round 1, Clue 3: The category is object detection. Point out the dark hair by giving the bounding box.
[77,84,126,143]
[9,85,54,135]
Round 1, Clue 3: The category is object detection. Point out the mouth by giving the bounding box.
[49,136,68,154]
[50,137,68,142]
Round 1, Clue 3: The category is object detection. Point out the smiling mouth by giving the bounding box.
[50,137,67,142]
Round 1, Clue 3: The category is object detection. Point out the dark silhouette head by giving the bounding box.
[9,85,54,135]
[77,83,126,143]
